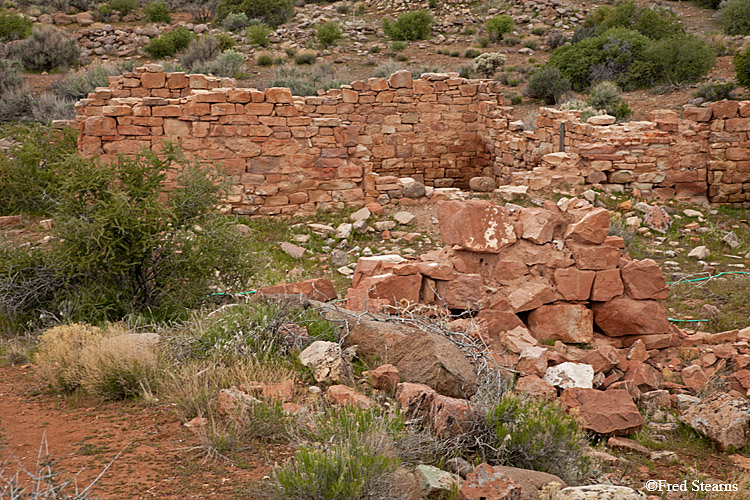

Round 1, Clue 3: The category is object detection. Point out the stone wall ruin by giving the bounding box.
[76,64,750,213]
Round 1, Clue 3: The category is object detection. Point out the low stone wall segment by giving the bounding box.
[75,64,750,213]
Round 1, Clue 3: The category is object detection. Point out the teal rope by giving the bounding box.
[666,271,750,285]
[207,290,257,297]
[668,318,709,323]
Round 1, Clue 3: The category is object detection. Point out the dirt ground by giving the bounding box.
[0,365,280,499]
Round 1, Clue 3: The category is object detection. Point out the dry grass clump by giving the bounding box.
[35,323,159,400]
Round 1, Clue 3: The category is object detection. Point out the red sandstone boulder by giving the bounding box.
[417,261,455,280]
[519,207,562,244]
[396,382,436,417]
[624,360,663,392]
[590,269,624,301]
[458,464,522,500]
[438,200,517,253]
[581,345,622,373]
[564,207,610,244]
[592,297,670,336]
[682,364,709,392]
[476,295,526,344]
[554,268,595,301]
[326,385,376,408]
[431,394,477,438]
[344,272,422,311]
[506,281,556,312]
[560,388,643,435]
[568,242,621,270]
[343,319,477,398]
[369,364,400,391]
[515,375,556,400]
[516,346,549,377]
[435,273,484,310]
[527,303,594,344]
[620,259,669,300]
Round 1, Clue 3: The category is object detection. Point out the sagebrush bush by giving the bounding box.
[720,0,750,36]
[694,81,735,101]
[54,63,122,100]
[108,0,138,15]
[474,51,505,78]
[31,93,75,122]
[486,394,590,484]
[247,23,271,47]
[177,35,220,70]
[215,0,293,27]
[10,26,80,71]
[316,21,342,48]
[586,81,631,121]
[526,66,570,104]
[222,11,248,31]
[0,10,32,42]
[216,32,235,50]
[486,14,513,41]
[145,27,192,58]
[643,34,715,85]
[143,0,172,22]
[735,46,750,88]
[561,98,601,122]
[546,30,567,49]
[272,64,346,95]
[382,10,433,41]
[192,49,245,77]
[0,57,23,95]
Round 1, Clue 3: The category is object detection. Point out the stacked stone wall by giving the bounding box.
[76,65,750,212]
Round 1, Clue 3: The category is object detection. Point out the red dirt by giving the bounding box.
[0,365,282,499]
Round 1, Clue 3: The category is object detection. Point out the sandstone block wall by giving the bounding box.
[75,65,750,212]
[76,65,505,215]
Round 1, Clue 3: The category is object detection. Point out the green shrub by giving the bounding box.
[216,32,235,50]
[272,63,346,96]
[486,14,513,41]
[582,1,684,40]
[215,0,293,27]
[526,66,570,104]
[547,27,654,89]
[257,53,273,66]
[643,34,715,85]
[145,27,193,58]
[143,1,171,22]
[531,26,546,36]
[694,81,735,101]
[474,52,506,78]
[735,46,750,88]
[0,123,77,214]
[511,94,522,105]
[316,21,342,48]
[486,394,590,484]
[390,40,407,52]
[695,0,721,8]
[247,23,271,47]
[222,11,249,31]
[464,48,481,58]
[587,80,631,121]
[382,10,433,41]
[272,443,399,499]
[294,49,317,65]
[720,0,750,35]
[53,63,122,101]
[0,10,32,42]
[108,0,138,15]
[31,93,75,122]
[10,26,80,71]
[0,144,256,327]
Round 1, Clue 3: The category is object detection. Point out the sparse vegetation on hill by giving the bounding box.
[143,0,172,23]
[719,0,750,36]
[215,0,293,27]
[10,25,79,71]
[145,26,192,58]
[0,10,32,42]
[382,10,433,41]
